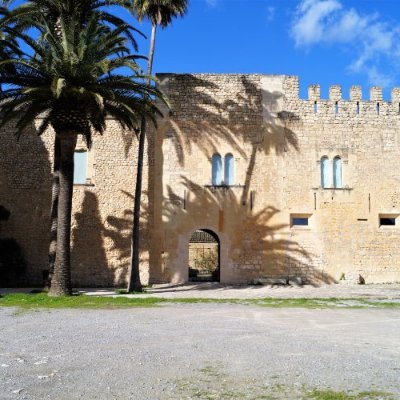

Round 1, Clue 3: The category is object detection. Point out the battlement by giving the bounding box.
[305,83,400,103]
[282,76,400,117]
[156,74,400,119]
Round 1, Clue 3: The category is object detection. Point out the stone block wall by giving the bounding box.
[0,120,150,287]
[152,73,400,284]
[2,73,400,286]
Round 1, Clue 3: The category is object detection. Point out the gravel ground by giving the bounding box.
[4,282,400,300]
[1,304,400,399]
[81,282,400,300]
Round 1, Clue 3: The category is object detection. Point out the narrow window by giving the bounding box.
[333,156,342,188]
[211,154,222,186]
[335,101,339,114]
[314,101,318,114]
[73,150,87,184]
[398,103,400,114]
[377,102,380,115]
[356,101,360,115]
[321,157,331,188]
[224,153,234,186]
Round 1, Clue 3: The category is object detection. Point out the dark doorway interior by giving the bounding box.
[188,229,220,282]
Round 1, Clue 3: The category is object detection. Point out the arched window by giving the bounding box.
[211,154,222,185]
[224,153,234,186]
[73,150,88,184]
[333,156,342,188]
[321,156,331,188]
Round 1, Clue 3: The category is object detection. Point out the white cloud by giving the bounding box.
[206,0,218,8]
[291,0,342,46]
[266,6,275,23]
[290,0,400,87]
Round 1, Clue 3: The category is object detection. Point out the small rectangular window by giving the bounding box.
[356,101,360,114]
[293,217,308,226]
[314,101,318,114]
[73,150,88,184]
[377,102,380,115]
[335,101,339,114]
[379,214,399,228]
[291,214,312,228]
[380,217,396,226]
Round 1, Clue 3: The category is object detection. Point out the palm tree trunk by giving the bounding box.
[46,136,61,288]
[49,132,77,296]
[127,23,157,292]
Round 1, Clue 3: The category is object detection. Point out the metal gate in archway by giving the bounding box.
[188,229,220,282]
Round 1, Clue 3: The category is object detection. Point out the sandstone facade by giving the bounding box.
[2,73,400,286]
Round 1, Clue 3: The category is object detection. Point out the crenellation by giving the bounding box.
[391,87,400,104]
[370,86,383,102]
[350,86,362,101]
[308,84,320,101]
[329,85,342,101]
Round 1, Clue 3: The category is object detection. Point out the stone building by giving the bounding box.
[1,73,400,286]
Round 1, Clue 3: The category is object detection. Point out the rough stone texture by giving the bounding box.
[153,74,400,284]
[0,120,150,286]
[2,73,400,286]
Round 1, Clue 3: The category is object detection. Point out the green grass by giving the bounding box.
[0,292,400,310]
[0,293,161,309]
[114,289,147,295]
[308,389,393,400]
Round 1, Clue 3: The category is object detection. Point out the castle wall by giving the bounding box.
[2,73,400,286]
[152,73,400,284]
[0,121,150,287]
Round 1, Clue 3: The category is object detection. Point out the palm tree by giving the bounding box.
[0,12,163,295]
[127,0,188,292]
[0,6,21,92]
[0,0,143,286]
[1,0,139,37]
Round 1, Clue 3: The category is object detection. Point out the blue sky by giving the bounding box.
[130,0,400,100]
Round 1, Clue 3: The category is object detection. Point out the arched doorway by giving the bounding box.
[188,229,220,282]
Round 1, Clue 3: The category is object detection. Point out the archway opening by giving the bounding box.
[188,229,220,282]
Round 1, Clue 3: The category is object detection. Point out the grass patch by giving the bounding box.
[1,293,400,310]
[114,289,147,295]
[0,292,161,309]
[309,389,393,400]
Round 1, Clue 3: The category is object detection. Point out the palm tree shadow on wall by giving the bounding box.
[160,178,336,286]
[71,191,114,286]
[158,74,299,160]
[102,190,150,286]
[147,75,313,283]
[151,75,300,221]
[0,121,52,286]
